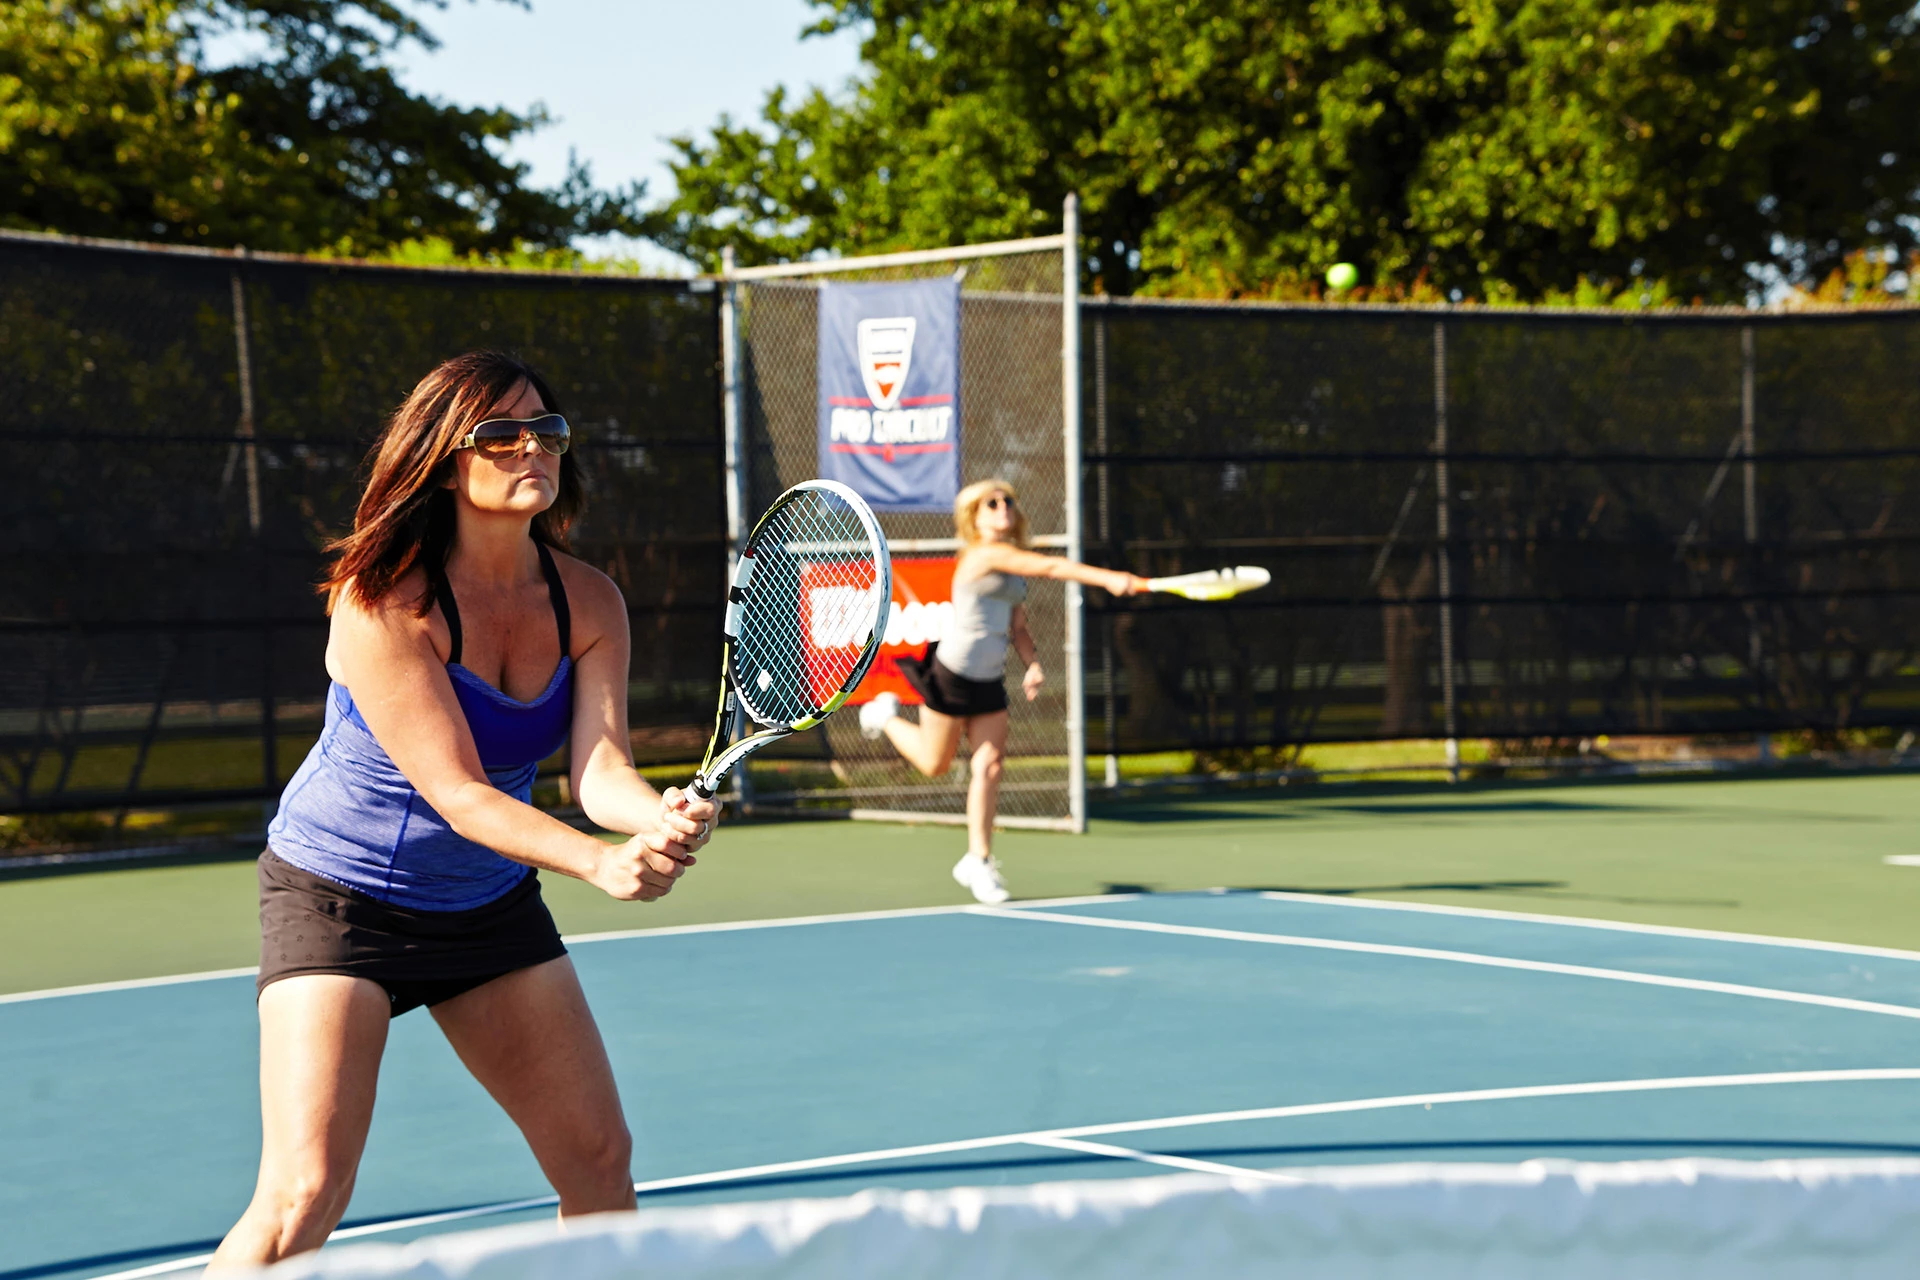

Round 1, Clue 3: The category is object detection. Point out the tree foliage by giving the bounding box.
[647,0,1920,302]
[0,0,644,253]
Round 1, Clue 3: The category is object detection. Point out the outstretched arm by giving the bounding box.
[969,543,1148,596]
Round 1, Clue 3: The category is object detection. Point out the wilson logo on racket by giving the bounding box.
[806,584,882,649]
[687,480,893,800]
[800,568,885,707]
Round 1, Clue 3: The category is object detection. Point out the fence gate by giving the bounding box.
[721,201,1086,832]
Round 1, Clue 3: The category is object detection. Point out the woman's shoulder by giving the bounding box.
[327,569,444,665]
[959,542,1032,580]
[548,548,626,628]
[332,569,434,630]
[957,542,1010,574]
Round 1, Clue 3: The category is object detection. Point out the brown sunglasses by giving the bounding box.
[455,414,571,460]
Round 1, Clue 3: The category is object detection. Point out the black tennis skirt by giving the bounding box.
[256,849,567,1017]
[897,643,1009,718]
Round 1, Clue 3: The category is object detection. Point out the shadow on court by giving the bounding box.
[1089,797,1681,826]
[1088,771,1897,828]
[1319,800,1670,816]
[1097,882,1742,909]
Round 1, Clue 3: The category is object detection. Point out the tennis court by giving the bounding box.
[7,773,1920,1278]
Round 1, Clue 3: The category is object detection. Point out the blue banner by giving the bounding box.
[817,277,961,513]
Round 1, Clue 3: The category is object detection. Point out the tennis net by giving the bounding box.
[249,1157,1920,1278]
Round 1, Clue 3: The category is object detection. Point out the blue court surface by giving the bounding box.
[8,889,1920,1279]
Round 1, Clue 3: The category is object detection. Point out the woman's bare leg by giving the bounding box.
[429,957,634,1217]
[964,711,1010,859]
[207,976,391,1271]
[880,706,965,778]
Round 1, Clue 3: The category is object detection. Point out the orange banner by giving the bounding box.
[852,556,955,706]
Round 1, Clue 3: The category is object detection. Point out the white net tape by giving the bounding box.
[254,1158,1920,1279]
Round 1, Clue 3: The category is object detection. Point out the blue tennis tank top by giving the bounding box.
[267,543,575,910]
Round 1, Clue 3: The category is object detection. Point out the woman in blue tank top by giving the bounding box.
[210,352,717,1270]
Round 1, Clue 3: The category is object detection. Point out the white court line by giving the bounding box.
[1252,889,1920,964]
[15,877,1918,1008]
[0,968,258,1006]
[81,1067,1920,1280]
[1022,1135,1303,1183]
[973,906,1920,1022]
[16,831,1920,1007]
[1,896,1145,1005]
[561,892,1140,946]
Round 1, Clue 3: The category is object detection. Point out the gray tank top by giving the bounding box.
[937,570,1029,682]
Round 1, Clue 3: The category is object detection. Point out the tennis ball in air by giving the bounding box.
[1325,262,1359,291]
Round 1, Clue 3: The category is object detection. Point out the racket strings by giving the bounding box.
[733,491,882,725]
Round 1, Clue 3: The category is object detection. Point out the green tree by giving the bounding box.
[0,0,643,253]
[647,0,1920,302]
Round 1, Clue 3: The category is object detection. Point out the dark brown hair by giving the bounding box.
[322,351,582,614]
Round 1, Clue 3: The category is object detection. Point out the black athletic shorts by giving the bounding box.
[256,849,567,1017]
[898,642,1010,718]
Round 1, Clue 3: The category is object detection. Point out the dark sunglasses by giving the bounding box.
[983,494,1016,511]
[456,414,571,460]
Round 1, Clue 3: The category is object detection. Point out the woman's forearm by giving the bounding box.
[576,762,671,837]
[978,546,1137,595]
[438,782,611,883]
[1045,559,1135,595]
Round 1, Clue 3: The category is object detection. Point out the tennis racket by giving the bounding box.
[688,479,892,799]
[1144,565,1271,601]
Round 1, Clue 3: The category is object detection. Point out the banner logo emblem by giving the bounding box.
[819,278,958,512]
[856,317,916,411]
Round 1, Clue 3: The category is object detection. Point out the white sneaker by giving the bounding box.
[858,692,901,739]
[952,851,1011,905]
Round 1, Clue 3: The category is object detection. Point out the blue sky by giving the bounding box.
[388,0,867,266]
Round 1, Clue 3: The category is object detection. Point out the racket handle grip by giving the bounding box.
[689,776,716,801]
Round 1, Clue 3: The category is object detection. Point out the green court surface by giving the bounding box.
[5,771,1920,998]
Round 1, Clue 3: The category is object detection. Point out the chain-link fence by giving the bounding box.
[725,241,1080,829]
[1085,299,1920,755]
[2,230,722,818]
[12,224,1920,824]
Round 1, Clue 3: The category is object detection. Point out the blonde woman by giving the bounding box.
[860,479,1145,903]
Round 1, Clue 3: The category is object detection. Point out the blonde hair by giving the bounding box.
[955,478,1030,548]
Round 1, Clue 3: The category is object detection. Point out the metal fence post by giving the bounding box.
[1741,325,1767,760]
[718,246,755,805]
[1094,301,1119,789]
[1434,321,1460,781]
[232,250,276,814]
[720,246,748,562]
[1062,194,1088,830]
[231,256,261,537]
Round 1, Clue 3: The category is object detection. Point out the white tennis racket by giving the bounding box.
[688,480,892,799]
[1144,565,1271,601]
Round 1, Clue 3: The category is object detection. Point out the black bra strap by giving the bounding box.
[429,562,464,666]
[432,544,568,667]
[536,541,572,657]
